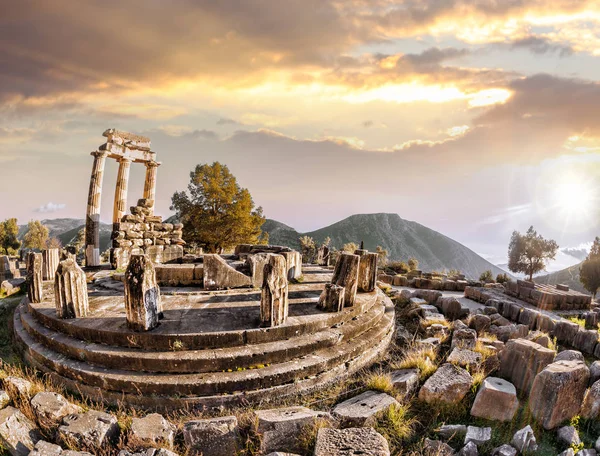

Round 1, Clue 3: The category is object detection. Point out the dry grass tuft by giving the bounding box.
[365,371,395,395]
[394,345,438,380]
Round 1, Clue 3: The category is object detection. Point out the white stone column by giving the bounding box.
[142,161,160,213]
[85,151,107,267]
[113,157,132,224]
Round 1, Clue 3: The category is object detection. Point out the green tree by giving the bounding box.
[496,273,511,284]
[171,162,267,253]
[0,218,21,254]
[73,228,86,254]
[508,226,559,282]
[407,257,419,271]
[299,236,317,263]
[580,237,600,298]
[342,242,359,254]
[23,220,49,250]
[479,270,494,282]
[376,245,388,268]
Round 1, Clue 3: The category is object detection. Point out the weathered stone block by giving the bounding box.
[314,427,390,456]
[447,348,482,368]
[331,253,360,307]
[465,426,491,446]
[437,424,467,439]
[183,416,240,456]
[58,411,119,449]
[554,320,580,344]
[203,254,252,290]
[423,438,454,456]
[511,425,537,453]
[391,369,420,397]
[30,440,63,456]
[0,406,41,456]
[4,376,33,398]
[557,425,581,446]
[124,255,161,331]
[247,253,273,288]
[27,252,43,303]
[491,444,517,456]
[498,338,555,394]
[255,406,331,454]
[261,255,289,327]
[470,377,518,422]
[581,380,600,419]
[574,329,599,355]
[317,283,344,312]
[419,363,472,404]
[280,251,302,280]
[54,259,89,319]
[130,413,175,448]
[529,360,590,429]
[555,350,585,362]
[31,392,82,428]
[332,390,399,427]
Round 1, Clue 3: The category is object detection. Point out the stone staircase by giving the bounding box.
[13,267,394,411]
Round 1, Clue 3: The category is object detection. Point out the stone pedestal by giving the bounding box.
[54,259,89,319]
[27,252,43,304]
[42,249,59,281]
[355,251,378,292]
[124,255,162,332]
[331,253,360,307]
[260,255,289,327]
[318,283,345,312]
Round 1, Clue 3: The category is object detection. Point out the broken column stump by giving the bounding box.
[318,283,345,312]
[27,252,43,303]
[331,253,360,307]
[42,248,60,281]
[355,250,378,292]
[54,259,89,319]
[124,254,162,332]
[261,254,289,327]
[317,246,330,266]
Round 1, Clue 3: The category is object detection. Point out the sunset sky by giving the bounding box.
[1,0,600,269]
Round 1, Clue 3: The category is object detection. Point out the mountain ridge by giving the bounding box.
[264,213,510,279]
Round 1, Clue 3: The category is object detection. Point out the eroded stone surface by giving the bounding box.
[437,424,467,439]
[423,438,455,456]
[58,410,119,449]
[124,254,161,331]
[391,369,420,397]
[203,254,252,290]
[491,444,517,456]
[0,406,41,456]
[419,363,472,404]
[261,254,289,327]
[3,377,33,398]
[54,259,89,319]
[447,348,481,368]
[314,427,390,456]
[555,350,585,363]
[557,425,580,446]
[529,360,589,429]
[255,406,331,454]
[31,392,82,428]
[130,413,176,447]
[332,391,398,427]
[470,377,518,422]
[331,253,360,307]
[511,425,537,453]
[27,252,43,304]
[581,380,600,419]
[183,416,240,456]
[498,338,555,394]
[464,426,491,446]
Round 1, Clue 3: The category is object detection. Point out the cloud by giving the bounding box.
[362,120,374,128]
[34,202,66,213]
[186,129,219,141]
[217,117,242,126]
[508,36,574,57]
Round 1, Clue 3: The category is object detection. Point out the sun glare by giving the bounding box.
[548,173,600,229]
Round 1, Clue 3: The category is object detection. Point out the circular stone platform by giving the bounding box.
[13,265,394,411]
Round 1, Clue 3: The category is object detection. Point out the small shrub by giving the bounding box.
[479,270,494,282]
[568,317,586,328]
[496,273,511,283]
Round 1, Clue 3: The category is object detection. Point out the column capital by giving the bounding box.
[117,156,133,164]
[145,161,161,168]
[90,150,108,159]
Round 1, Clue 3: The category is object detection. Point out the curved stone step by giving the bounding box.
[21,320,394,411]
[14,301,394,397]
[19,299,385,373]
[27,290,378,350]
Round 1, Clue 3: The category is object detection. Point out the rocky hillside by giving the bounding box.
[18,219,112,252]
[264,213,510,280]
[534,261,586,293]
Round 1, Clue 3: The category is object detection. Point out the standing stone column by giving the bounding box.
[113,157,133,224]
[331,253,360,307]
[85,150,108,267]
[54,259,89,318]
[260,255,289,327]
[124,254,162,331]
[142,161,160,214]
[27,252,43,303]
[355,250,378,292]
[42,248,60,281]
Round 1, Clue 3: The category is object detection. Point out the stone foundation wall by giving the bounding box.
[505,280,592,311]
[110,199,185,269]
